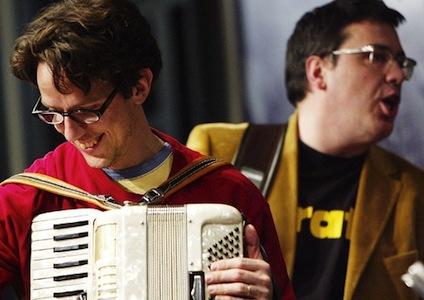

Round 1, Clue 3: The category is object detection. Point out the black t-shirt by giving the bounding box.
[292,141,365,300]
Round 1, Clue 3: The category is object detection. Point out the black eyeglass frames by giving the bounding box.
[32,87,120,125]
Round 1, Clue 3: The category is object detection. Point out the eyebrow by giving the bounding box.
[370,43,405,56]
[39,96,104,112]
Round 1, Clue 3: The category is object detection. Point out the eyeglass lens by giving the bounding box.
[38,111,100,124]
[369,48,415,79]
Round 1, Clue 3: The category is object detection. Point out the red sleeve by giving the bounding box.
[256,203,296,300]
[0,183,41,297]
[236,183,295,300]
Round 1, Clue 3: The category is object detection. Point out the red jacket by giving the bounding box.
[0,130,294,299]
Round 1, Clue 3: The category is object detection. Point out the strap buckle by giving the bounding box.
[142,188,164,205]
[95,195,122,209]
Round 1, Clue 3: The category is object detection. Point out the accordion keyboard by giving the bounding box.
[31,208,99,300]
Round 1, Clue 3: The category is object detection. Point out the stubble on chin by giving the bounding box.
[81,152,112,169]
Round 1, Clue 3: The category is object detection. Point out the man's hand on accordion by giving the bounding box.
[205,224,273,299]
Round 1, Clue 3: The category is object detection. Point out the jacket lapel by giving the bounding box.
[343,146,401,300]
[268,113,299,276]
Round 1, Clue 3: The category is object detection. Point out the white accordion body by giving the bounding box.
[30,204,244,300]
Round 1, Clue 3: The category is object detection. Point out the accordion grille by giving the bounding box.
[147,206,188,299]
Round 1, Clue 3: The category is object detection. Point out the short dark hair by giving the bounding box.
[10,0,162,98]
[285,0,405,105]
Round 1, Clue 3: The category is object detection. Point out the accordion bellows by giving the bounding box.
[31,204,244,300]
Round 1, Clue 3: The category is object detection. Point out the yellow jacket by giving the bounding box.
[187,113,424,299]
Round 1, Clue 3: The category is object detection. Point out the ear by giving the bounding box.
[305,55,328,91]
[131,68,154,105]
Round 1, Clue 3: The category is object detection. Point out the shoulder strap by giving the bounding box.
[1,156,228,208]
[141,156,228,204]
[233,123,287,197]
[1,173,121,210]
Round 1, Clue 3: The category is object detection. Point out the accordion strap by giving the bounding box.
[1,172,121,210]
[141,156,228,204]
[233,123,287,197]
[0,156,227,208]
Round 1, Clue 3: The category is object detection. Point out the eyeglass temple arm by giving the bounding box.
[332,45,374,56]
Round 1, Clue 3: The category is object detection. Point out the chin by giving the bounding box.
[369,115,394,139]
[83,154,111,169]
[373,125,394,142]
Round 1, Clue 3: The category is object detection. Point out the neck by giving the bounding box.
[297,98,370,158]
[109,111,165,170]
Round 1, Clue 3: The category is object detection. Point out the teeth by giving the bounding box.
[75,139,98,149]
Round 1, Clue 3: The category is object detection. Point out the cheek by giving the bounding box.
[54,123,64,134]
[102,109,133,137]
[337,74,376,102]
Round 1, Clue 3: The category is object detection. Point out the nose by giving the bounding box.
[385,60,406,86]
[55,116,85,141]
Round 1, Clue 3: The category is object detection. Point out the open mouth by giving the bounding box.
[380,95,400,118]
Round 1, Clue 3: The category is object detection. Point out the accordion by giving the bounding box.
[30,204,244,300]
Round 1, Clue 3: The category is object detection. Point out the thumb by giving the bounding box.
[244,224,263,260]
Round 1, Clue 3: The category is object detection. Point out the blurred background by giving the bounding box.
[0,0,423,182]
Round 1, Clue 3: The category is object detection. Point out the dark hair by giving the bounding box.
[10,0,162,98]
[285,0,405,105]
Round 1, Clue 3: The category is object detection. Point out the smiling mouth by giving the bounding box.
[75,135,102,150]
